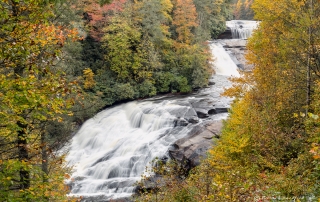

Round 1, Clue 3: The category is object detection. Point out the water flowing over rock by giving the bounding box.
[65,40,242,201]
[226,20,259,39]
[217,39,254,71]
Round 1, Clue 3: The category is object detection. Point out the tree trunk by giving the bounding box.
[41,132,48,182]
[306,0,313,114]
[17,121,30,190]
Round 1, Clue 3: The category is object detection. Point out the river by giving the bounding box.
[65,21,257,201]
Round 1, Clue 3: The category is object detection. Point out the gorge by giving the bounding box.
[66,21,258,201]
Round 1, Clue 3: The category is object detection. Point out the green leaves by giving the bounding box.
[88,0,231,104]
[0,0,80,201]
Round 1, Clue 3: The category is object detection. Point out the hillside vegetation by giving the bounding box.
[0,0,233,200]
[137,0,320,201]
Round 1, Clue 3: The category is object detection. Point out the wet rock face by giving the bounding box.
[220,39,253,71]
[169,120,223,171]
[167,98,229,124]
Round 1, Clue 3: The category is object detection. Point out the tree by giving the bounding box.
[233,0,254,20]
[204,0,320,199]
[137,0,173,48]
[172,0,198,44]
[137,0,320,200]
[0,0,79,200]
[102,4,142,82]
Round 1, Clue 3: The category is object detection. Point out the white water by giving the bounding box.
[226,20,259,39]
[66,101,194,199]
[66,40,240,200]
[210,42,240,77]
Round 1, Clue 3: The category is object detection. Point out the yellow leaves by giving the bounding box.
[160,0,173,21]
[83,68,96,89]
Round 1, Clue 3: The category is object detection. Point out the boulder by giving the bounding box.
[187,116,199,124]
[194,108,209,118]
[174,118,189,127]
[215,108,228,113]
[169,120,223,171]
[205,121,223,138]
[208,109,217,115]
[135,175,165,194]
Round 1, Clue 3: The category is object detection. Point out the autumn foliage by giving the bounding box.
[137,0,320,201]
[0,0,81,201]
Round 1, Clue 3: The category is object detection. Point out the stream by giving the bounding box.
[65,20,257,201]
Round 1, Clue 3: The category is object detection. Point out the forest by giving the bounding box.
[233,0,254,20]
[0,0,231,200]
[0,0,319,201]
[137,0,320,201]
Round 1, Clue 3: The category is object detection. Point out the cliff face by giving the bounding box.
[218,39,253,72]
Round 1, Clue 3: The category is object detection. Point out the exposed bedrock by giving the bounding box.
[170,98,229,125]
[169,120,223,171]
[215,39,253,71]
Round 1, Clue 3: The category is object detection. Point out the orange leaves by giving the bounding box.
[83,0,127,40]
[64,173,71,179]
[32,25,79,47]
[309,141,320,159]
[173,0,198,44]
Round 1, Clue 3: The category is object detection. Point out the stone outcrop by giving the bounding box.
[220,39,253,71]
[169,98,229,125]
[169,120,223,171]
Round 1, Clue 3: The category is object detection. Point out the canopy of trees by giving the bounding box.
[82,0,233,106]
[137,0,320,201]
[0,0,83,200]
[0,0,233,200]
[233,0,254,20]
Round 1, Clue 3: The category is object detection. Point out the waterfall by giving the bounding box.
[226,20,259,39]
[66,101,194,200]
[66,40,240,201]
[209,41,240,77]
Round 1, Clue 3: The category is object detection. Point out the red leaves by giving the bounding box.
[83,0,127,41]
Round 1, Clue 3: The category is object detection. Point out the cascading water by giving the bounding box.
[226,20,259,39]
[66,101,196,200]
[66,37,246,201]
[210,42,240,77]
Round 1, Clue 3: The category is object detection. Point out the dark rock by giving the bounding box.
[217,29,232,39]
[215,108,229,113]
[237,64,244,70]
[195,108,209,118]
[135,175,165,194]
[187,116,199,124]
[174,118,189,127]
[169,150,185,163]
[208,81,215,85]
[208,109,217,115]
[169,121,223,171]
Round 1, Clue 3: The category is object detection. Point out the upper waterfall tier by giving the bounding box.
[226,20,259,39]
